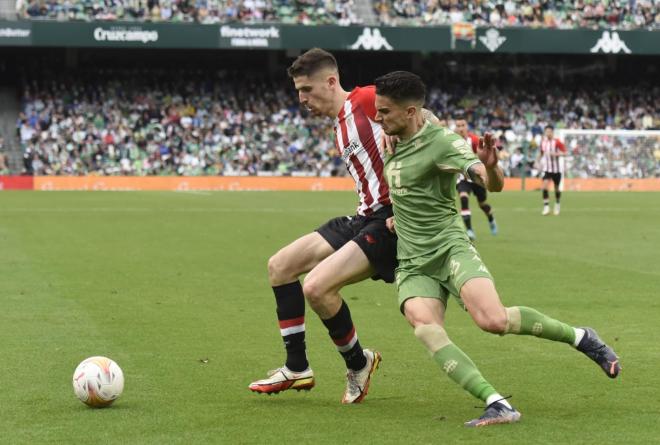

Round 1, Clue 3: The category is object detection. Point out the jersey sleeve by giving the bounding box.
[555,139,567,152]
[354,85,377,120]
[432,129,481,176]
[468,133,480,153]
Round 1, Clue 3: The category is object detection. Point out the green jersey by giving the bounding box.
[384,123,481,260]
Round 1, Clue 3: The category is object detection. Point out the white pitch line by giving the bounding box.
[174,191,213,196]
[0,208,151,212]
[511,207,647,212]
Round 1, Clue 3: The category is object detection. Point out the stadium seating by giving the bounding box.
[15,69,658,177]
[16,71,339,176]
[15,0,362,25]
[374,0,659,29]
[16,0,659,29]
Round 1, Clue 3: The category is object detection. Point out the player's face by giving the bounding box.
[455,119,468,137]
[544,127,554,138]
[293,71,336,117]
[374,95,410,136]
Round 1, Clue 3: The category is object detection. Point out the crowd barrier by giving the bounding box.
[1,176,659,191]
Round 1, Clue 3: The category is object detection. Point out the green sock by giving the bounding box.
[432,343,498,403]
[505,306,575,344]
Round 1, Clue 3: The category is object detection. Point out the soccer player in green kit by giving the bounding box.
[374,71,621,427]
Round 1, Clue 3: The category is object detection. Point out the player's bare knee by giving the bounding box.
[267,254,282,283]
[267,252,295,285]
[302,275,327,307]
[403,307,437,328]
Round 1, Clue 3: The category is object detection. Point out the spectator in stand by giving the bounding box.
[16,0,362,25]
[0,136,9,175]
[373,0,658,29]
[15,68,659,178]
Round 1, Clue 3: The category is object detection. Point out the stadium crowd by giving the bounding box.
[375,0,659,29]
[561,133,659,179]
[15,69,659,178]
[15,0,362,25]
[16,0,659,29]
[17,71,340,176]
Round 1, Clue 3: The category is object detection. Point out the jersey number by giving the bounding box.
[387,162,402,188]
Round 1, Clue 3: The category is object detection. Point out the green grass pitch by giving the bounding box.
[1,190,658,444]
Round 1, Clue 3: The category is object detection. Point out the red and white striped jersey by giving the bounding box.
[457,132,480,183]
[465,133,480,154]
[334,85,390,216]
[540,137,566,174]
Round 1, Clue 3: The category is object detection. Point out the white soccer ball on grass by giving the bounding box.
[72,356,124,408]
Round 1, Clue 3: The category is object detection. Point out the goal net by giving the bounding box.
[556,129,660,179]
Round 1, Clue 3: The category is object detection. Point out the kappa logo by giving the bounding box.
[449,259,461,277]
[349,28,393,51]
[479,28,506,53]
[590,31,631,54]
[443,359,458,373]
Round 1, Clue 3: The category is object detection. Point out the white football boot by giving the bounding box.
[341,349,382,404]
[249,366,315,394]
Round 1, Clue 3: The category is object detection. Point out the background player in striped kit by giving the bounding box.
[537,125,567,215]
[249,48,394,403]
[454,118,498,240]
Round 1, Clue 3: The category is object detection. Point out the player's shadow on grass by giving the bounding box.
[244,394,427,414]
[70,402,132,412]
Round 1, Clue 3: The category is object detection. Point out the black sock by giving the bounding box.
[480,203,494,223]
[555,191,561,204]
[542,189,549,205]
[460,196,472,230]
[274,282,308,372]
[322,300,367,371]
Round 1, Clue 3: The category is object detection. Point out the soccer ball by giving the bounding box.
[72,356,124,408]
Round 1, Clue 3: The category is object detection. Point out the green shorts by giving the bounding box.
[395,241,493,312]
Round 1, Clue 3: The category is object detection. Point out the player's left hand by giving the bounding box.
[386,216,396,233]
[476,133,498,169]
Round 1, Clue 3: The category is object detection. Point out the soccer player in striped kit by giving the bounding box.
[538,125,566,215]
[454,118,498,239]
[250,48,436,403]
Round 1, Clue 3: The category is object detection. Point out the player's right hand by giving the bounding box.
[386,216,396,233]
[476,133,498,168]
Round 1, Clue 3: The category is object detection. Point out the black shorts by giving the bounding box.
[457,180,487,203]
[316,205,398,283]
[543,172,562,187]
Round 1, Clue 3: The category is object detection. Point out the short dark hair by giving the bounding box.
[545,124,554,131]
[287,48,338,78]
[374,71,426,104]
